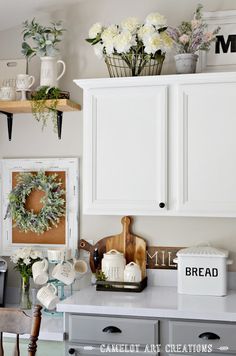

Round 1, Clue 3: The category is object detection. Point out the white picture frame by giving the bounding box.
[0,158,79,255]
[198,10,236,72]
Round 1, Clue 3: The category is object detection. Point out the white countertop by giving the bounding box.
[57,286,236,323]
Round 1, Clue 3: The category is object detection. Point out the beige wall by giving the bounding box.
[1,0,236,288]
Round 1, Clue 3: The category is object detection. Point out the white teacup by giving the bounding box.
[0,86,15,101]
[32,259,49,285]
[47,248,71,263]
[73,259,88,277]
[52,261,75,285]
[37,283,60,310]
[16,74,35,90]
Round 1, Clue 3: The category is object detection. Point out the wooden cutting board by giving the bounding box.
[79,216,146,278]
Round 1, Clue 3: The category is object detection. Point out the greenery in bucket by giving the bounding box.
[86,13,173,76]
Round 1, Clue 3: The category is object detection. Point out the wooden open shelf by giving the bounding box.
[0,99,81,114]
[0,99,81,140]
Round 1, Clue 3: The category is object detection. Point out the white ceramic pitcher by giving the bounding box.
[40,56,66,87]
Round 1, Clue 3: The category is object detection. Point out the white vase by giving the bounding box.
[174,53,198,74]
[40,56,66,87]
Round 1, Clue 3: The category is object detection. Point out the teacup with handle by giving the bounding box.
[32,259,49,285]
[37,283,60,310]
[52,261,75,285]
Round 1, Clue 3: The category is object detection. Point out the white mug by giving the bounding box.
[47,248,71,263]
[0,86,15,101]
[73,259,88,278]
[52,261,75,285]
[16,74,35,90]
[37,283,60,310]
[32,259,49,285]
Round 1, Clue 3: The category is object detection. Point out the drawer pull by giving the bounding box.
[199,332,220,340]
[102,326,122,333]
[68,348,76,354]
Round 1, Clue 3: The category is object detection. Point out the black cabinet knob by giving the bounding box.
[68,348,76,354]
[199,332,220,340]
[159,202,165,208]
[102,326,122,333]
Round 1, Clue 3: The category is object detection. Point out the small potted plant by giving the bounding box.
[86,12,173,77]
[22,18,66,87]
[168,4,220,74]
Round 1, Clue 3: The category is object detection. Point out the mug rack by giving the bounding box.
[42,259,73,316]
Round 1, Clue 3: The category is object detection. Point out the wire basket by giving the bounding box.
[104,54,165,77]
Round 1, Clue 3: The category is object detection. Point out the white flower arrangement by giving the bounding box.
[11,247,43,279]
[86,12,172,76]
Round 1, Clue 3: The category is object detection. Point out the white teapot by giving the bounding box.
[124,262,142,288]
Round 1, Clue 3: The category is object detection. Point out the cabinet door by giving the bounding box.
[83,85,167,215]
[177,82,236,216]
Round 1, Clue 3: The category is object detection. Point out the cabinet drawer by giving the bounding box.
[169,321,236,353]
[69,315,158,345]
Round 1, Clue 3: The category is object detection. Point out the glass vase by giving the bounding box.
[20,275,32,310]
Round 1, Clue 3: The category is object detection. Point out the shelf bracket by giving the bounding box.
[0,111,13,141]
[57,110,63,140]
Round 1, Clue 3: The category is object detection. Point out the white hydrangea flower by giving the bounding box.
[159,32,173,51]
[145,12,167,28]
[121,17,140,33]
[93,43,104,58]
[88,22,103,39]
[101,25,119,54]
[144,32,163,54]
[10,253,19,264]
[101,25,119,42]
[138,24,155,41]
[30,249,43,259]
[19,247,32,259]
[114,30,136,53]
[23,257,31,266]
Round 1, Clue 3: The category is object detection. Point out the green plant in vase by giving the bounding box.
[11,248,43,309]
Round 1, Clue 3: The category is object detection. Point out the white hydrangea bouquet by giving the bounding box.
[11,247,43,309]
[86,13,173,77]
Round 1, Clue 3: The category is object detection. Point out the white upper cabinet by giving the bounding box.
[76,78,167,215]
[75,72,236,216]
[177,80,236,216]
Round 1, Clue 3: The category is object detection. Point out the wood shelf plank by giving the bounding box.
[0,99,81,114]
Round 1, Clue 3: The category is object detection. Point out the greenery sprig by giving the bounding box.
[5,171,66,234]
[31,86,61,130]
[22,18,65,59]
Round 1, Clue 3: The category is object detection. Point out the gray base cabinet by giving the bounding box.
[65,314,159,355]
[64,313,236,356]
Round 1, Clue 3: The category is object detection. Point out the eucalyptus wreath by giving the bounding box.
[5,171,66,234]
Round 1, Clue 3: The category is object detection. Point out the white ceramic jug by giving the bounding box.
[40,56,66,87]
[101,249,126,282]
